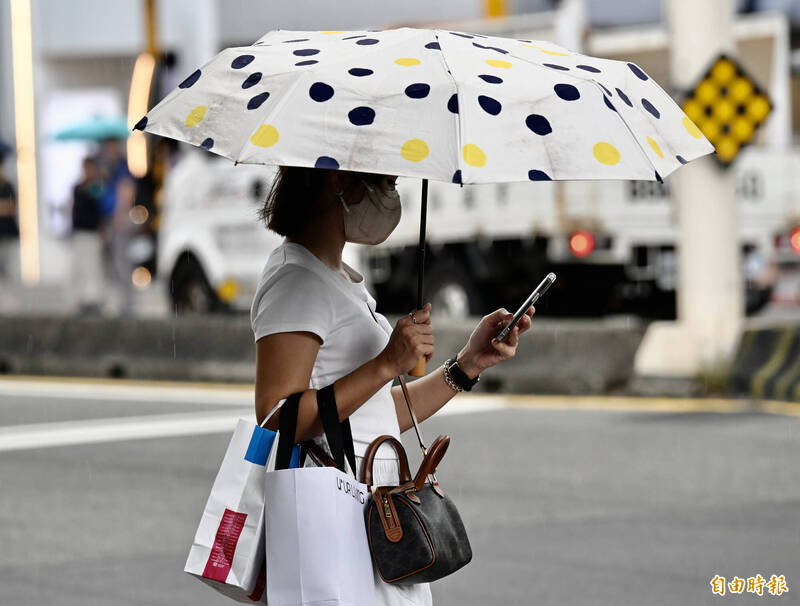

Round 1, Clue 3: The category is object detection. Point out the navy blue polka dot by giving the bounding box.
[599,83,612,97]
[247,92,270,110]
[450,32,473,38]
[293,48,319,56]
[628,63,648,80]
[478,74,503,84]
[342,35,366,40]
[641,98,660,119]
[133,116,147,131]
[655,171,663,184]
[348,68,373,77]
[478,95,502,115]
[179,70,201,88]
[295,60,318,66]
[676,155,687,165]
[447,94,459,114]
[603,96,616,112]
[242,72,262,89]
[405,83,430,99]
[452,170,462,184]
[473,42,508,54]
[283,38,309,43]
[517,39,532,43]
[528,170,551,181]
[348,106,375,126]
[356,38,379,45]
[543,63,569,71]
[554,83,580,101]
[576,64,601,73]
[315,156,340,169]
[615,88,632,107]
[425,42,441,50]
[231,55,255,69]
[525,114,552,136]
[200,138,214,150]
[309,82,334,102]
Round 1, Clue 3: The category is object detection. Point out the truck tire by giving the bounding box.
[170,253,222,314]
[425,261,484,319]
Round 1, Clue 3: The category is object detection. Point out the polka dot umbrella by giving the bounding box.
[135,27,713,372]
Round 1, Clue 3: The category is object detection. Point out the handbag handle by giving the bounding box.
[412,435,450,492]
[361,435,413,488]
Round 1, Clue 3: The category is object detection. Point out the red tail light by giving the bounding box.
[569,230,595,258]
[791,228,800,255]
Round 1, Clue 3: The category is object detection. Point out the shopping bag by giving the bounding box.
[264,385,375,606]
[185,395,301,603]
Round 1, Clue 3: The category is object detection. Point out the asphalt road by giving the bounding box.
[0,379,797,605]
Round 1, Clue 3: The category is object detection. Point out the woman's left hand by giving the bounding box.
[457,306,535,377]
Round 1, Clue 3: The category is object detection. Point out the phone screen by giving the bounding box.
[495,272,556,343]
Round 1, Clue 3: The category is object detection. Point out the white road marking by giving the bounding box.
[0,410,252,452]
[0,379,253,406]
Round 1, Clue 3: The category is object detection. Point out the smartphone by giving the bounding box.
[495,272,556,343]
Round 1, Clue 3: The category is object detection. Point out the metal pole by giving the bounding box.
[416,178,428,310]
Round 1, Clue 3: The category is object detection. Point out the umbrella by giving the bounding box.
[134,27,714,374]
[52,115,131,141]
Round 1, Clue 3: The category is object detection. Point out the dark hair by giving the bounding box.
[259,165,385,238]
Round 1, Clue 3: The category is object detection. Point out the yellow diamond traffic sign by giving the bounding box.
[682,54,772,166]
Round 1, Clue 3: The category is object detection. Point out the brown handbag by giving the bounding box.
[361,375,472,584]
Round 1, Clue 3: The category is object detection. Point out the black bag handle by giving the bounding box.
[316,384,357,476]
[275,391,303,470]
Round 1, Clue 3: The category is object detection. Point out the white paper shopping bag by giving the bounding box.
[264,466,375,606]
[185,411,300,603]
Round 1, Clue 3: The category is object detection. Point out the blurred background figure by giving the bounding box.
[70,156,105,314]
[0,144,18,289]
[98,137,137,315]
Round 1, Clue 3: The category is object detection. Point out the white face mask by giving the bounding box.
[339,180,402,245]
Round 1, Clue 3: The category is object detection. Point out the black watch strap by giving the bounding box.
[446,357,480,391]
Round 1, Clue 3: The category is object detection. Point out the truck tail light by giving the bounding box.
[569,230,595,258]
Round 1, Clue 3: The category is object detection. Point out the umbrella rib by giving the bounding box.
[499,48,661,180]
[432,29,463,184]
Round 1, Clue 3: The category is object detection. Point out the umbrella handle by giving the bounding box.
[409,357,426,377]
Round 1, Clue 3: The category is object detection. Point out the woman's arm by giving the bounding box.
[256,302,434,441]
[255,331,396,442]
[391,306,535,432]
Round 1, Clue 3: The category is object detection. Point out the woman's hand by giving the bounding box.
[457,306,535,377]
[378,303,434,376]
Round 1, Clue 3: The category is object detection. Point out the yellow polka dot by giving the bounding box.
[485,59,512,69]
[185,105,207,127]
[522,44,570,56]
[730,77,753,103]
[395,57,421,66]
[711,59,736,85]
[715,137,739,163]
[593,142,620,165]
[696,80,718,105]
[732,117,754,142]
[713,99,735,123]
[682,115,703,139]
[647,136,664,158]
[462,144,487,167]
[250,124,279,148]
[401,139,429,163]
[747,95,770,122]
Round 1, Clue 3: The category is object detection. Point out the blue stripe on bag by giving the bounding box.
[244,425,301,468]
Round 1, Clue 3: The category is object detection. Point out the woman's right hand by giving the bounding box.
[378,303,434,376]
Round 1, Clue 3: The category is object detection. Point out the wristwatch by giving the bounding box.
[444,357,480,392]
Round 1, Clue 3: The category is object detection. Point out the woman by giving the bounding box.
[251,166,534,605]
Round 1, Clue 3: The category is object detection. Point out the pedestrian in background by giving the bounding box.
[0,148,18,287]
[71,156,105,314]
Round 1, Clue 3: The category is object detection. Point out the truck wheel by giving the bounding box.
[170,254,220,314]
[426,262,484,319]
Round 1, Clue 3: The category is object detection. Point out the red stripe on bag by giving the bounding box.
[202,508,248,582]
[248,566,266,601]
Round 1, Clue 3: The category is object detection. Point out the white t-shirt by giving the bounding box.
[250,240,401,459]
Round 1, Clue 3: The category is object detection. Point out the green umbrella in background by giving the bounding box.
[52,115,130,142]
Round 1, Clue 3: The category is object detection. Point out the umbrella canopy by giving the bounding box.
[135,27,713,184]
[53,115,130,142]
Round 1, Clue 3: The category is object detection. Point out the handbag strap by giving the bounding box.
[361,434,413,487]
[397,374,427,455]
[316,384,357,476]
